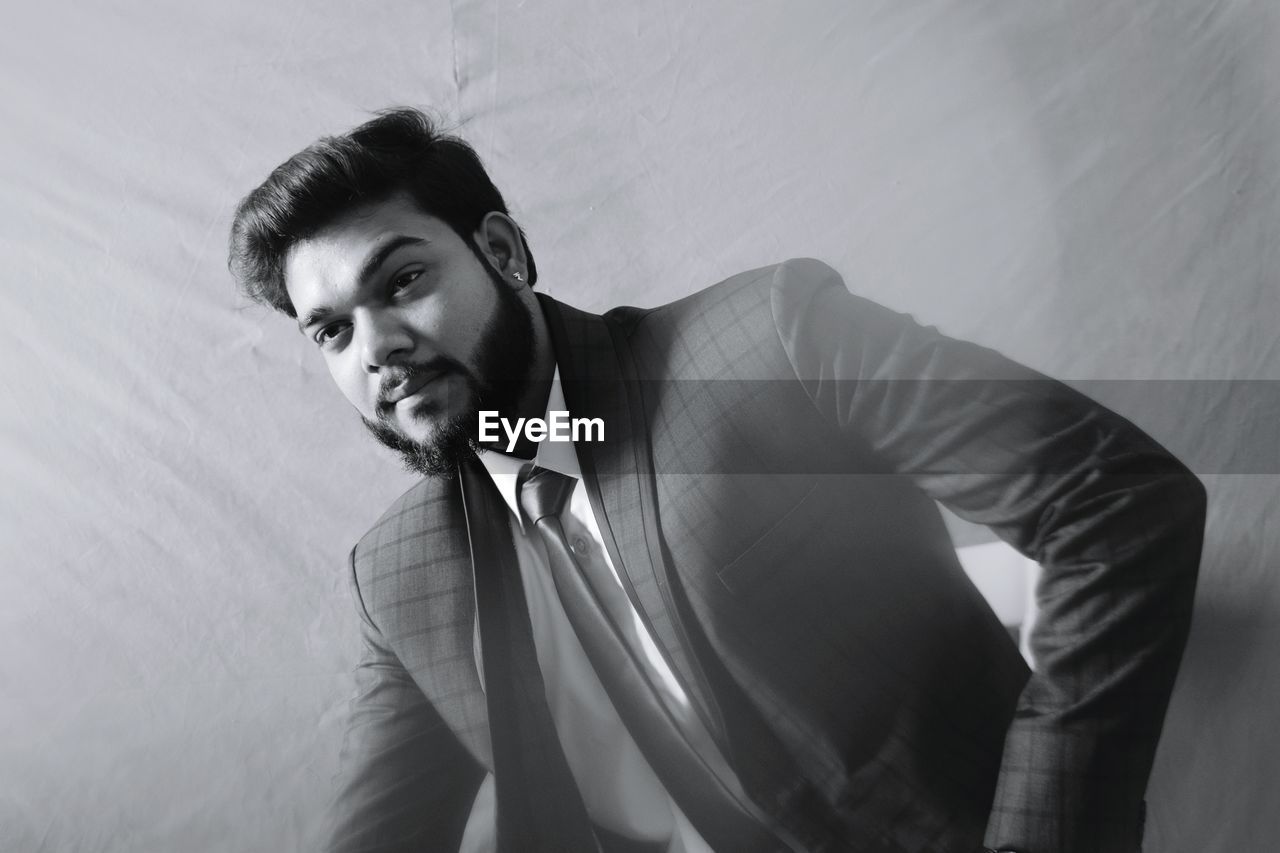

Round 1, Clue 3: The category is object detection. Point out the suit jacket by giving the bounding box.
[324,259,1206,853]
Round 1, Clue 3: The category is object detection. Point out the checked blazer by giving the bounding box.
[324,258,1206,853]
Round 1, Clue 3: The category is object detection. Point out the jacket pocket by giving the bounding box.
[716,481,825,596]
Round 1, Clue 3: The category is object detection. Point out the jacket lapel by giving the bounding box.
[537,294,726,744]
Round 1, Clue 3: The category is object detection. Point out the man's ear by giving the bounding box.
[473,212,528,282]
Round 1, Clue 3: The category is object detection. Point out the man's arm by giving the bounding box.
[325,548,486,853]
[770,259,1206,853]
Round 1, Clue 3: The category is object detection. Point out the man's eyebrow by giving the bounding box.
[296,234,426,333]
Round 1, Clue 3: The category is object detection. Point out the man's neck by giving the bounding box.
[484,293,556,460]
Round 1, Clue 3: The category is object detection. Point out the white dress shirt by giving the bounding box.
[457,370,715,853]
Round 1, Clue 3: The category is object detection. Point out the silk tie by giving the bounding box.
[516,465,788,853]
[469,468,600,853]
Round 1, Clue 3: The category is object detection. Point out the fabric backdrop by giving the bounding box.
[2,1,1276,850]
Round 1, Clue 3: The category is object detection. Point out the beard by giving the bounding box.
[359,262,535,479]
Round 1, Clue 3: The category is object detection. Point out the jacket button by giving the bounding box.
[571,537,589,555]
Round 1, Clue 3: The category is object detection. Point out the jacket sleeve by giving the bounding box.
[769,258,1206,853]
[324,547,486,853]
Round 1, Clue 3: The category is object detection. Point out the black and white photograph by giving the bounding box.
[2,2,1276,851]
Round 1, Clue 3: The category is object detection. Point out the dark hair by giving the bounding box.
[228,107,536,317]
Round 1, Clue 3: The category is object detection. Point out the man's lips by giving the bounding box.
[381,367,447,408]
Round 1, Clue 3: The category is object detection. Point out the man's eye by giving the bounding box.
[315,323,350,346]
[390,270,423,294]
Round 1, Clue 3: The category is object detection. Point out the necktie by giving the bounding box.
[516,465,788,853]
[469,468,600,853]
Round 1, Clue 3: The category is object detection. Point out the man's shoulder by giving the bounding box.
[604,258,850,377]
[352,474,463,563]
[615,257,845,326]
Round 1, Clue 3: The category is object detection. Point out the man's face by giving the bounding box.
[284,193,534,476]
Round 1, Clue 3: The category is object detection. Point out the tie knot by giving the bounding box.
[517,465,577,525]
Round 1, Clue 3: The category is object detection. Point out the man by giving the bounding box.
[228,108,1205,853]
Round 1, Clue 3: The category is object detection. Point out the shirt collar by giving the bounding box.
[476,366,583,524]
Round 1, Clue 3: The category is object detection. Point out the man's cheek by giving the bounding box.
[429,372,471,408]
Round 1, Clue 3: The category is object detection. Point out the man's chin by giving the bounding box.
[360,412,478,479]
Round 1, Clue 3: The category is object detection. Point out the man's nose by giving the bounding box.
[358,313,414,372]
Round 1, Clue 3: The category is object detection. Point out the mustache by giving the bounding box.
[374,358,465,415]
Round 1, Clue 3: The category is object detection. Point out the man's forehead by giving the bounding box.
[283,196,446,304]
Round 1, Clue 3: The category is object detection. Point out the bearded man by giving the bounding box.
[229,108,1205,853]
